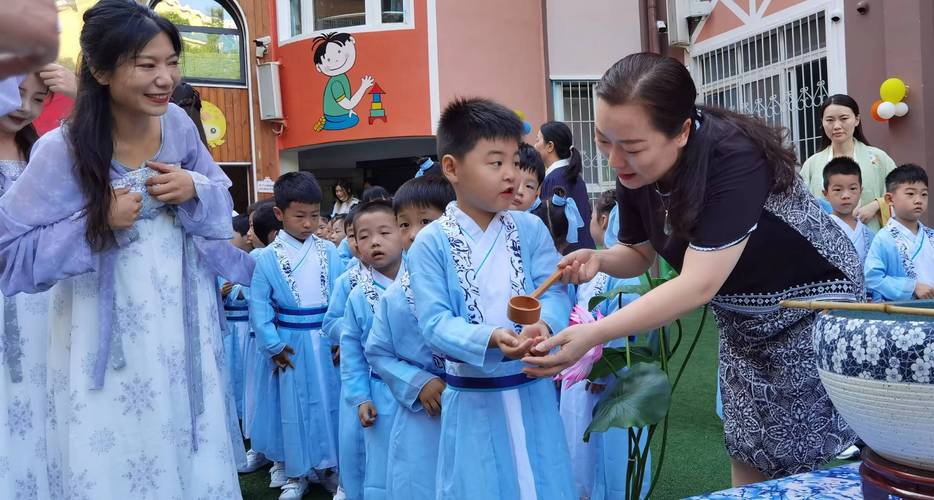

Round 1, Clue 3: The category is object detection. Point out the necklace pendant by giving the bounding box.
[663,210,672,236]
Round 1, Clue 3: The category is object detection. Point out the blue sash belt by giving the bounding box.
[445,372,537,392]
[273,305,327,331]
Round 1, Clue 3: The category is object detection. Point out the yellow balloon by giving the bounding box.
[514,109,526,121]
[880,78,907,103]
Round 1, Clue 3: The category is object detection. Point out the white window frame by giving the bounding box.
[551,80,617,201]
[686,4,846,162]
[277,0,414,45]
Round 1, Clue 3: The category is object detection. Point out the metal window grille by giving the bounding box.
[693,12,829,161]
[552,80,616,203]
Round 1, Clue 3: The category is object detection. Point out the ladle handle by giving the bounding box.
[530,267,565,299]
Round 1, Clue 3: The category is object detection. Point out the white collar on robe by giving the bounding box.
[545,157,570,177]
[830,214,863,237]
[450,203,505,244]
[890,218,929,245]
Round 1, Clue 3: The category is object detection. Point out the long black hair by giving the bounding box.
[14,125,39,162]
[596,53,796,239]
[540,121,583,185]
[68,0,181,250]
[171,83,207,147]
[817,94,871,150]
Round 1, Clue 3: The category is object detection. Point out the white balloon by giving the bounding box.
[894,101,909,117]
[877,101,896,120]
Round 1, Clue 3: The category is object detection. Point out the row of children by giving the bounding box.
[219,97,649,500]
[819,157,933,303]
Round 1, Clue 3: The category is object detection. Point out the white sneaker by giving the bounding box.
[836,444,860,460]
[239,449,272,474]
[279,477,309,500]
[332,485,347,500]
[269,462,287,488]
[320,470,339,494]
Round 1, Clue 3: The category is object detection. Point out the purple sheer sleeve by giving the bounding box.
[0,129,96,295]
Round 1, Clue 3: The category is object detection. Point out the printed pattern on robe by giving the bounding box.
[0,159,26,194]
[437,204,526,330]
[888,223,918,279]
[269,239,301,304]
[587,273,610,320]
[360,268,381,310]
[315,237,331,302]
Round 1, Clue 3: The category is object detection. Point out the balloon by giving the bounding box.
[870,100,886,122]
[514,109,526,121]
[880,78,907,103]
[522,121,532,135]
[877,101,896,120]
[894,101,909,117]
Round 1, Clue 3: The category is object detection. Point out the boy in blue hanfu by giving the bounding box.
[364,175,457,500]
[340,200,406,500]
[865,164,934,301]
[323,207,369,500]
[407,97,576,500]
[822,157,874,263]
[249,172,342,500]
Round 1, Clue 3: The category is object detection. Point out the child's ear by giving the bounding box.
[884,192,895,206]
[599,213,609,230]
[822,189,829,198]
[273,206,285,222]
[441,154,458,184]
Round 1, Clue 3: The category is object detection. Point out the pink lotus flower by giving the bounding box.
[555,305,604,388]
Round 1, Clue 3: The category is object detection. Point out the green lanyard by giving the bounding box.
[474,225,503,275]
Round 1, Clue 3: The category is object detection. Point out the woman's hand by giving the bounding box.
[146,161,196,205]
[559,249,601,285]
[271,345,295,372]
[108,187,141,230]
[38,63,77,98]
[854,200,880,224]
[520,322,600,378]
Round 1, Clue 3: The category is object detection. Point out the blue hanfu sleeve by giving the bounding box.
[408,229,501,370]
[340,288,373,407]
[365,291,439,411]
[0,130,96,295]
[864,234,915,301]
[527,217,571,335]
[249,253,286,356]
[323,273,351,341]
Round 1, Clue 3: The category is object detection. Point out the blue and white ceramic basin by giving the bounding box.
[813,301,934,472]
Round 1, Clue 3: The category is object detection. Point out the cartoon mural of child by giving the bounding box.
[313,32,375,131]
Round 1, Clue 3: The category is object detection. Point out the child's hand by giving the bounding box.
[586,382,607,394]
[146,161,196,205]
[518,322,551,357]
[418,377,446,417]
[330,345,340,366]
[915,282,934,299]
[271,345,295,372]
[220,282,233,298]
[489,328,538,360]
[108,187,142,230]
[358,401,377,427]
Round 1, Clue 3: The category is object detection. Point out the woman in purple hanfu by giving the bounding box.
[0,2,242,498]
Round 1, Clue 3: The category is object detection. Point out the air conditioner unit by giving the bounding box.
[257,61,284,121]
[667,0,714,48]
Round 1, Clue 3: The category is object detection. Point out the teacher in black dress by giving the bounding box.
[523,53,861,485]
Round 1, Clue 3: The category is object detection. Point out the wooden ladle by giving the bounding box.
[507,267,566,325]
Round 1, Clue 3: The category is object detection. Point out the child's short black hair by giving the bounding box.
[312,32,353,65]
[436,97,523,159]
[393,176,456,214]
[595,188,617,217]
[532,187,570,251]
[252,204,282,246]
[319,214,331,224]
[518,142,545,184]
[362,185,392,203]
[274,171,323,210]
[232,214,250,236]
[352,200,396,232]
[886,164,929,192]
[822,157,862,190]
